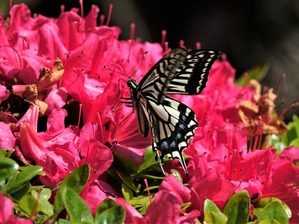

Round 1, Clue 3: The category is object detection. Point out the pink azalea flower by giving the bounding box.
[110,108,151,166]
[80,179,120,214]
[0,193,32,224]
[1,4,51,84]
[78,139,113,183]
[0,84,9,103]
[17,106,113,187]
[19,110,79,187]
[262,149,299,222]
[0,121,16,150]
[117,190,200,224]
[279,146,299,163]
[159,174,192,204]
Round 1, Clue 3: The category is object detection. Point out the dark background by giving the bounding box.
[3,0,299,121]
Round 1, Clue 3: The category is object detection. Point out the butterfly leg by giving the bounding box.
[110,77,133,111]
[154,149,166,175]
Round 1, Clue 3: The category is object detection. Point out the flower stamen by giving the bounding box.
[161,30,167,48]
[106,4,113,26]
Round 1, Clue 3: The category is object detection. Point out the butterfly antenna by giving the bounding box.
[130,51,148,79]
[104,64,132,80]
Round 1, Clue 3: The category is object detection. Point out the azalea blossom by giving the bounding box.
[117,175,201,224]
[0,193,32,224]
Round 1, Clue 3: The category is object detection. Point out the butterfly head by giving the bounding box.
[127,79,138,89]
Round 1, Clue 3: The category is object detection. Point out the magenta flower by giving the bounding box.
[262,148,299,223]
[0,121,15,150]
[117,189,200,224]
[18,107,79,187]
[0,193,32,224]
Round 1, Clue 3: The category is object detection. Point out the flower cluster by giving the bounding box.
[0,3,298,223]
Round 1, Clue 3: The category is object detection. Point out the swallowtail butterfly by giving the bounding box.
[127,47,220,175]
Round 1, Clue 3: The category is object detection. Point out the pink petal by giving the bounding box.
[0,193,14,222]
[44,88,68,111]
[159,174,191,204]
[0,193,33,224]
[81,180,118,214]
[79,139,113,182]
[145,190,180,224]
[0,84,9,103]
[0,122,15,150]
[279,146,299,163]
[46,109,68,132]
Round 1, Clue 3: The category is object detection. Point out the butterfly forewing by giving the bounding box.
[127,47,220,175]
[136,48,188,103]
[168,49,220,94]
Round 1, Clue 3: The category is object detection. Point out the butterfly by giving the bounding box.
[127,47,221,175]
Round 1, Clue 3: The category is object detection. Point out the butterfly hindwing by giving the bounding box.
[128,47,220,174]
[150,96,197,174]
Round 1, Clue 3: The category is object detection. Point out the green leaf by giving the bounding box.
[95,206,125,224]
[115,169,140,193]
[0,157,19,181]
[63,187,94,224]
[121,183,134,201]
[257,200,289,223]
[204,199,228,223]
[235,64,270,86]
[264,134,287,153]
[0,149,13,157]
[289,138,299,148]
[54,164,90,214]
[128,195,151,215]
[31,188,54,216]
[56,219,72,224]
[255,197,291,219]
[258,219,281,224]
[223,190,250,224]
[96,198,117,214]
[95,198,125,224]
[8,181,30,200]
[113,154,138,174]
[34,215,48,224]
[281,115,299,146]
[181,202,191,212]
[107,154,142,194]
[18,194,40,216]
[170,169,183,183]
[138,147,157,171]
[3,165,44,195]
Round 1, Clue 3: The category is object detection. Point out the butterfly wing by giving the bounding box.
[136,48,188,103]
[144,94,197,174]
[167,48,221,94]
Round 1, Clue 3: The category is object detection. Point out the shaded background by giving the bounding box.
[1,0,298,121]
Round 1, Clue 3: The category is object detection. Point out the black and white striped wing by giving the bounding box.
[167,48,220,94]
[138,94,197,174]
